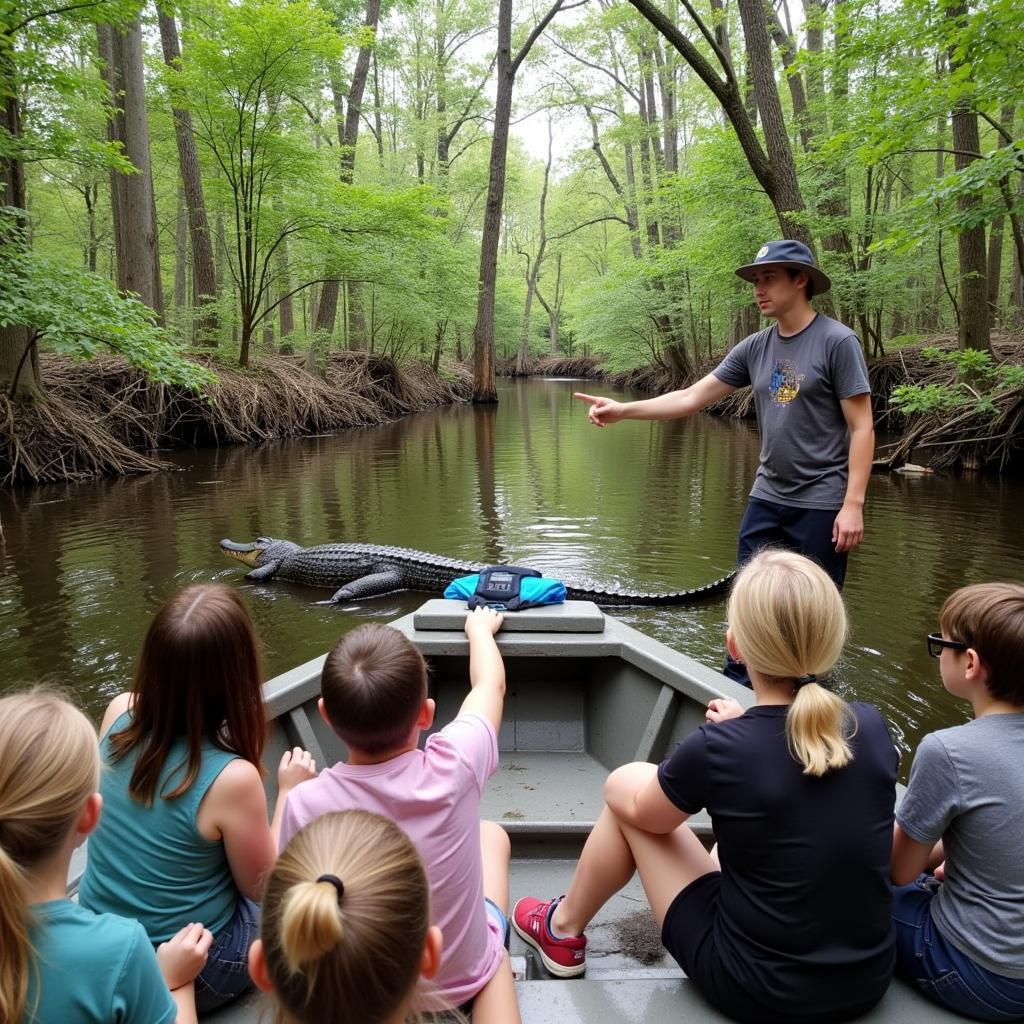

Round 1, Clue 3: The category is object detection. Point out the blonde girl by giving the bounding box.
[248,810,445,1024]
[78,584,316,1014]
[514,550,898,1023]
[0,691,211,1024]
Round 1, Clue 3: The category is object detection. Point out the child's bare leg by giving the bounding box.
[471,954,520,1024]
[552,805,717,936]
[550,805,638,936]
[619,818,717,928]
[709,842,721,869]
[475,822,520,1024]
[480,820,511,912]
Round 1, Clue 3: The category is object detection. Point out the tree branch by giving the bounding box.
[550,38,641,104]
[510,0,586,79]
[548,214,630,240]
[13,1,105,34]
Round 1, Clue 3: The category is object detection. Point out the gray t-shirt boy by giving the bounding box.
[713,314,870,510]
[897,713,1024,978]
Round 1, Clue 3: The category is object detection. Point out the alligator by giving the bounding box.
[220,537,735,606]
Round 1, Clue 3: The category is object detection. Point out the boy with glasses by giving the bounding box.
[892,583,1024,1021]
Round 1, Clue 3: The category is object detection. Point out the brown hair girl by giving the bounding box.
[108,583,268,802]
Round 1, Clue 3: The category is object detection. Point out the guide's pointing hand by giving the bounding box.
[574,392,625,427]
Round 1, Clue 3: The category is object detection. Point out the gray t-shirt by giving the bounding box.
[713,314,870,510]
[897,713,1024,978]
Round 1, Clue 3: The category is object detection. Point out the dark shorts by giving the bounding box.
[662,872,888,1024]
[194,896,260,1015]
[893,876,1024,1021]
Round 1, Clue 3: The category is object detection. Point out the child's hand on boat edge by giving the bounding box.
[706,698,744,724]
[465,605,504,637]
[279,746,317,790]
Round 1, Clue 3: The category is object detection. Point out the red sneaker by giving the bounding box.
[512,896,587,978]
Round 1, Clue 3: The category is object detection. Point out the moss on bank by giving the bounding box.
[1,353,471,486]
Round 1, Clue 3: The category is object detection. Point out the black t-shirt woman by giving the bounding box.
[512,550,898,1023]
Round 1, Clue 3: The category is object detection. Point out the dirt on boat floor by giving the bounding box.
[1,352,471,486]
[612,909,667,967]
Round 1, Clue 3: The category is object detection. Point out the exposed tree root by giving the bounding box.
[2,353,471,486]
[497,355,605,378]
[607,336,1024,473]
[872,337,1024,471]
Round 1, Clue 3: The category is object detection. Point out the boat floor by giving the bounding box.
[207,849,962,1023]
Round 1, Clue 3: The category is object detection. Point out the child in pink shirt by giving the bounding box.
[279,607,520,1024]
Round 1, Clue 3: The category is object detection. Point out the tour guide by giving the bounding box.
[576,241,874,685]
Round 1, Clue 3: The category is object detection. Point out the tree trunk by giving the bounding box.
[0,34,40,398]
[626,0,812,248]
[174,184,188,310]
[652,34,681,245]
[276,232,294,343]
[471,0,565,402]
[84,183,99,272]
[316,0,382,335]
[987,215,1005,321]
[635,79,661,249]
[157,4,218,342]
[946,1,990,352]
[97,19,164,318]
[517,260,536,375]
[734,0,809,245]
[472,2,515,402]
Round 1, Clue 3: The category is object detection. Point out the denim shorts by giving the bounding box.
[484,897,510,950]
[893,875,1024,1021]
[194,896,260,1015]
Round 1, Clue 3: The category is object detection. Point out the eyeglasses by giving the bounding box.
[926,633,968,658]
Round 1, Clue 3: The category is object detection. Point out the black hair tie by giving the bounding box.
[316,874,345,902]
[795,673,818,689]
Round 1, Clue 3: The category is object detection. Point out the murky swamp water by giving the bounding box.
[3,377,1023,776]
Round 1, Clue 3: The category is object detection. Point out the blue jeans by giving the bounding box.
[724,497,848,687]
[893,876,1024,1021]
[194,896,260,1015]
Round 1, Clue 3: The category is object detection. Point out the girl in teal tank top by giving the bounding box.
[78,584,317,1016]
[0,690,211,1024]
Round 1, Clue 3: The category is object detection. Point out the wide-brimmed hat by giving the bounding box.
[735,240,831,296]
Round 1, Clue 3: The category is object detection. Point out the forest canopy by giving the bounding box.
[2,0,1022,404]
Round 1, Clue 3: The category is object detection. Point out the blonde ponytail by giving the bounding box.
[279,879,345,973]
[728,550,855,777]
[263,810,436,1024]
[786,683,855,776]
[0,692,100,1024]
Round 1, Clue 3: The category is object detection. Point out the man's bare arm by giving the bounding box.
[575,374,736,427]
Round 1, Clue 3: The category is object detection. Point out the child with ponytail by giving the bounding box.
[248,810,446,1024]
[0,691,211,1024]
[515,550,898,1023]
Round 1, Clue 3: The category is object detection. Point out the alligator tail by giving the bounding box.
[564,570,736,607]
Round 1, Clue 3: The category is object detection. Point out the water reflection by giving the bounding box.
[2,380,1023,778]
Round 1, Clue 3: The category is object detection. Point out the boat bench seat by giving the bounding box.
[513,976,966,1023]
[207,974,962,1023]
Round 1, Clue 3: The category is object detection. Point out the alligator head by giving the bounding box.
[220,537,301,579]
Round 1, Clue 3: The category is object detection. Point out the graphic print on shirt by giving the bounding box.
[770,359,805,405]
